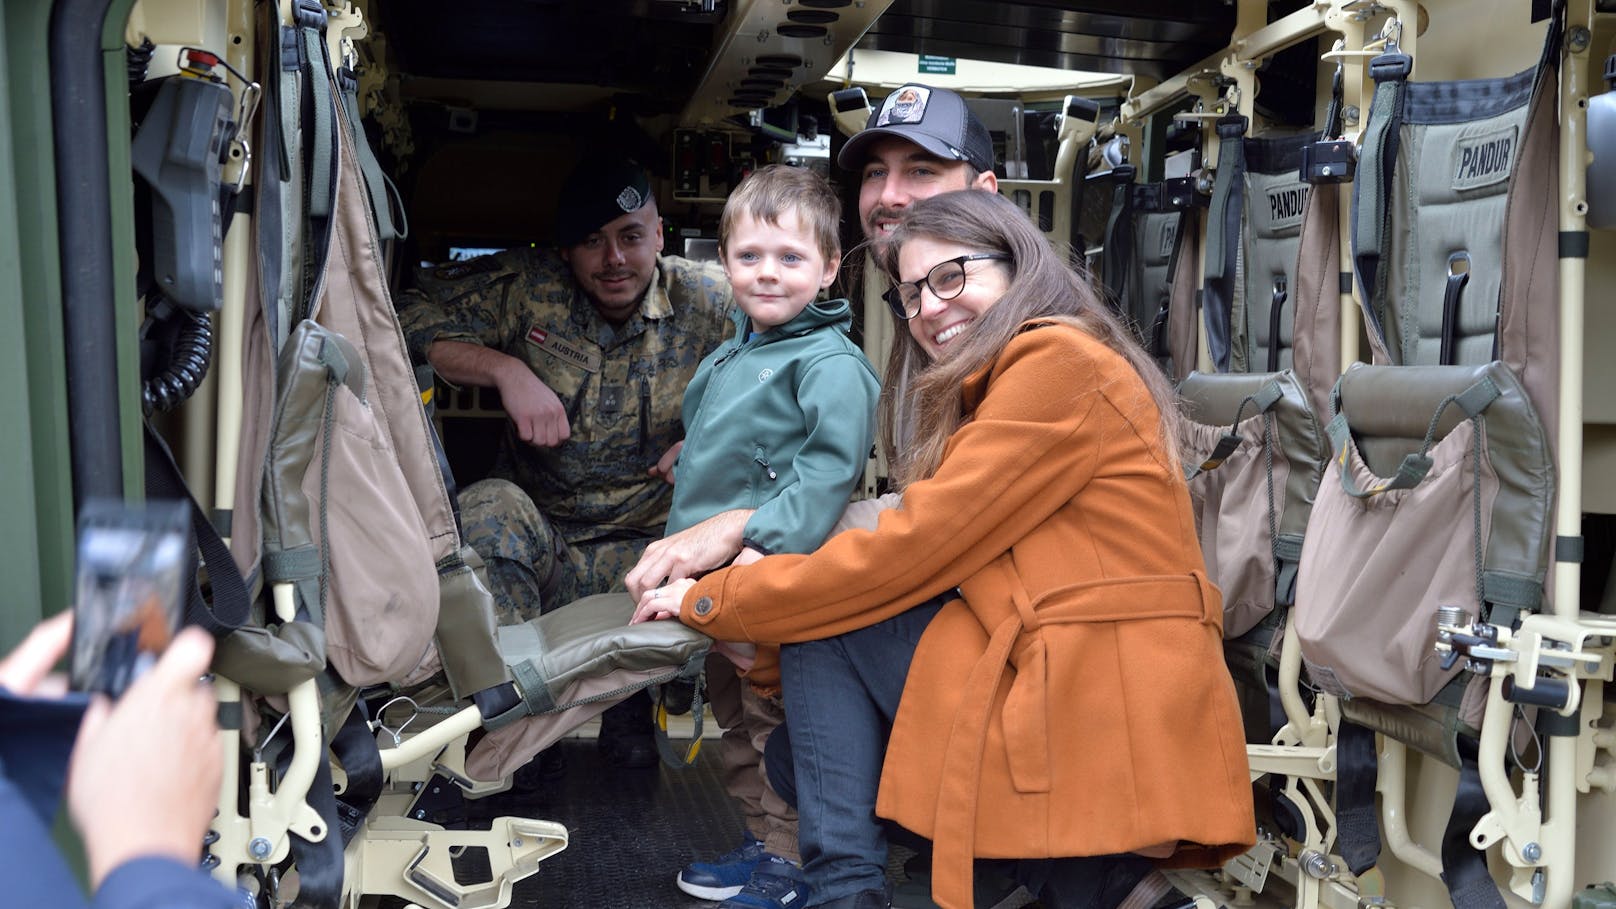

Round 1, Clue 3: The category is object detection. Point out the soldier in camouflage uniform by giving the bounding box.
[398,156,733,766]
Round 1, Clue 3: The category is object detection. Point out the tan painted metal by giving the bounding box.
[353,816,568,909]
[1375,738,1445,880]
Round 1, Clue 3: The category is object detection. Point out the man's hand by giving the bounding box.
[648,440,683,485]
[625,509,753,600]
[426,341,571,448]
[496,360,571,448]
[630,578,698,624]
[68,627,221,889]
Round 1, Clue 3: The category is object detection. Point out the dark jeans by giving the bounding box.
[766,598,1154,909]
[773,599,945,905]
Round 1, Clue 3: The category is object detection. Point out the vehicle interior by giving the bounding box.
[6,0,1616,907]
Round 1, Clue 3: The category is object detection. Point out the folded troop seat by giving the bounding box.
[1284,5,1565,906]
[204,8,715,905]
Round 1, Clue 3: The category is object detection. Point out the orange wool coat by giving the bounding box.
[681,324,1255,909]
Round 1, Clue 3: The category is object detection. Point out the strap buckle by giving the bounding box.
[1369,50,1412,82]
[293,0,327,29]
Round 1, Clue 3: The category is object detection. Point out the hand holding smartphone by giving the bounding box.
[70,500,189,697]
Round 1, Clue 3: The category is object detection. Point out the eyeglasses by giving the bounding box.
[883,254,1011,320]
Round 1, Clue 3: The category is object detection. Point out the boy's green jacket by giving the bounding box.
[666,297,880,555]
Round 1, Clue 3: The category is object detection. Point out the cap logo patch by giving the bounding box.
[616,185,644,213]
[876,86,932,127]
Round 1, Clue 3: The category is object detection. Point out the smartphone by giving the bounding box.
[70,499,190,697]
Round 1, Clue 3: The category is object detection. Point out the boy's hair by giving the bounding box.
[718,164,842,262]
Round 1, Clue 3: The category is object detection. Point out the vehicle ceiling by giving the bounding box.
[378,0,1298,116]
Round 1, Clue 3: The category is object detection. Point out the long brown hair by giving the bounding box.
[875,189,1182,488]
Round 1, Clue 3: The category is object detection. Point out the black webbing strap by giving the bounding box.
[1335,720,1382,874]
[332,704,383,846]
[273,729,344,908]
[1440,252,1471,365]
[1441,736,1509,909]
[1202,115,1248,372]
[286,0,338,322]
[1352,37,1412,337]
[1100,164,1137,316]
[336,66,407,243]
[1323,63,1346,142]
[143,422,250,637]
[1267,277,1288,372]
[256,1,286,350]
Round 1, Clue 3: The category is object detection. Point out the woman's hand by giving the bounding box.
[630,579,698,624]
[624,509,753,600]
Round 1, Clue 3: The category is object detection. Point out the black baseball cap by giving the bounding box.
[837,84,995,174]
[553,156,654,248]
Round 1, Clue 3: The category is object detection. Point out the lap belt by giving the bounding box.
[1334,722,1505,909]
[332,704,384,846]
[1442,737,1507,909]
[273,724,344,909]
[1335,720,1381,875]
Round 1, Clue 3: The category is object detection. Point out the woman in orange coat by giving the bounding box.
[632,190,1254,909]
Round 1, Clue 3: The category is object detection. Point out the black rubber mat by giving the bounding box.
[489,739,751,908]
[443,739,1056,909]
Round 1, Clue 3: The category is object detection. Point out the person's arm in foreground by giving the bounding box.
[1,616,235,909]
[72,626,232,909]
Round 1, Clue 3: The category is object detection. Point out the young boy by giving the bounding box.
[665,164,880,909]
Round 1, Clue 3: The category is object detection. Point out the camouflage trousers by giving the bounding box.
[459,478,659,625]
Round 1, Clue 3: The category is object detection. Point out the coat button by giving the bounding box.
[693,597,713,616]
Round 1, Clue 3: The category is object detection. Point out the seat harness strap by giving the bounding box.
[1202,115,1248,371]
[1352,33,1412,339]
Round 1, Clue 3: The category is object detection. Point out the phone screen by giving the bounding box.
[70,499,190,697]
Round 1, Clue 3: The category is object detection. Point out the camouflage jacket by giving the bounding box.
[398,247,734,538]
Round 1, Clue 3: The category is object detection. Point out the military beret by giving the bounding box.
[553,157,654,248]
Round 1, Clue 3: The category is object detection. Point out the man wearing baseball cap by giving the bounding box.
[399,155,732,768]
[839,83,999,249]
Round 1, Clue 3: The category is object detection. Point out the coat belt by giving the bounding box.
[927,571,1220,909]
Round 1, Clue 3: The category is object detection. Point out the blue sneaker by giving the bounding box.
[720,855,812,908]
[677,834,767,900]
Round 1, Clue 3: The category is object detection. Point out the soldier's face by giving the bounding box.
[857,137,997,251]
[562,204,665,323]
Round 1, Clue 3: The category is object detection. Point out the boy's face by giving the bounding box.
[721,210,839,333]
